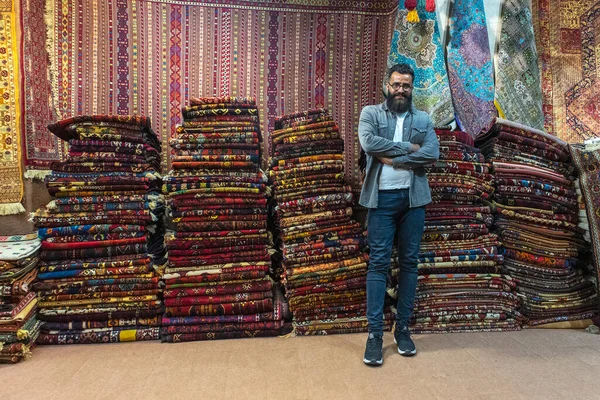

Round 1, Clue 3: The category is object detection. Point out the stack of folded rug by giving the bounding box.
[570,139,600,316]
[476,118,597,327]
[270,109,392,335]
[388,129,521,333]
[31,115,165,345]
[0,234,42,363]
[161,96,289,342]
[572,179,596,290]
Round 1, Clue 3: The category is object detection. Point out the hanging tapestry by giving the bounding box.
[44,0,397,189]
[446,0,497,138]
[494,0,544,131]
[532,0,600,142]
[20,0,64,176]
[387,5,454,126]
[0,1,25,215]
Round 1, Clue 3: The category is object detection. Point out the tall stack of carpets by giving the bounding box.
[572,179,596,294]
[270,109,391,335]
[31,115,165,345]
[388,129,521,333]
[161,96,289,343]
[0,235,42,363]
[571,140,600,316]
[475,119,598,327]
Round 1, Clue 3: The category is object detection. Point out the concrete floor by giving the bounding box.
[1,329,599,399]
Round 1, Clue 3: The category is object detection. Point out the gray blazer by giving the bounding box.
[357,101,440,209]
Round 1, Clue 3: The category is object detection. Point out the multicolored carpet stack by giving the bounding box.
[388,129,521,333]
[31,115,165,344]
[270,109,391,335]
[475,119,598,327]
[572,179,596,291]
[0,235,42,363]
[161,96,289,342]
[570,139,600,315]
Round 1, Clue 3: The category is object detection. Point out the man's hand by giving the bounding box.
[410,144,421,153]
[378,156,394,166]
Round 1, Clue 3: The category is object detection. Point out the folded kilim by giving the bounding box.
[159,97,287,342]
[0,237,42,362]
[386,129,522,334]
[475,119,597,327]
[32,115,167,345]
[271,109,394,336]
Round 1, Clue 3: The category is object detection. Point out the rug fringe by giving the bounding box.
[24,169,52,180]
[45,200,57,211]
[280,326,296,338]
[0,202,26,216]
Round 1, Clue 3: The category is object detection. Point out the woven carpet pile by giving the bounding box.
[0,234,42,363]
[571,140,600,304]
[270,109,393,335]
[388,129,522,333]
[476,118,598,327]
[31,115,166,344]
[161,96,290,342]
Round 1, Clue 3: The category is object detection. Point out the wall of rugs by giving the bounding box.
[1,0,600,364]
[11,0,600,184]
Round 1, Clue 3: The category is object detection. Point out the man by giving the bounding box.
[358,63,439,366]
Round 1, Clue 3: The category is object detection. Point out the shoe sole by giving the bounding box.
[397,349,417,357]
[363,357,383,366]
[394,337,417,357]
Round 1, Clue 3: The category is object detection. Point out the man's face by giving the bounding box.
[385,72,413,113]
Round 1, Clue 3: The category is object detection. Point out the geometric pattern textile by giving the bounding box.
[387,7,454,126]
[44,0,398,188]
[532,0,600,142]
[446,0,497,138]
[0,1,25,215]
[20,0,65,172]
[0,236,41,260]
[494,0,545,131]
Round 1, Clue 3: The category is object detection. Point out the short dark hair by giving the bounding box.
[386,63,415,82]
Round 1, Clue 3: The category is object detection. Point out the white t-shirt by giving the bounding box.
[378,112,411,190]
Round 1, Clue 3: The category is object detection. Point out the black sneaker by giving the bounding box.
[394,325,416,356]
[363,333,384,366]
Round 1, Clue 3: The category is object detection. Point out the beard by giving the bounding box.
[385,91,412,114]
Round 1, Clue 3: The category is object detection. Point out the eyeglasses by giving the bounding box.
[387,82,413,91]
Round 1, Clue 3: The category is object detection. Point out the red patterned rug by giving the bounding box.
[19,0,66,173]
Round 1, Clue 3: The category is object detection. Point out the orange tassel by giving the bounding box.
[407,9,420,23]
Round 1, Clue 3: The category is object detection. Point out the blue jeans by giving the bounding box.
[366,189,425,336]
